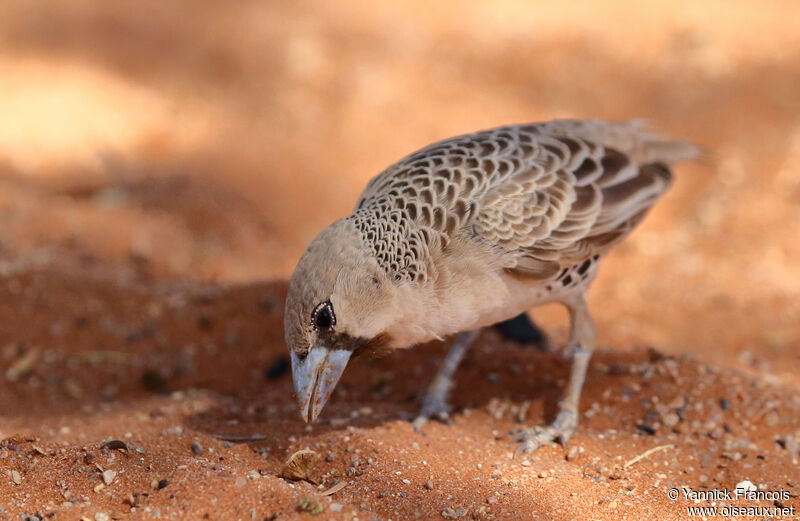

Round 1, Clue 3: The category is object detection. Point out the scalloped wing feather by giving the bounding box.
[351,120,698,282]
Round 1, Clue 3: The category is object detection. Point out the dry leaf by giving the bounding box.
[280,449,318,482]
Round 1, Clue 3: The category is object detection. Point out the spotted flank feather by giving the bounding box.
[348,119,698,285]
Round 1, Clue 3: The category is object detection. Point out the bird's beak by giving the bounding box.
[290,347,351,423]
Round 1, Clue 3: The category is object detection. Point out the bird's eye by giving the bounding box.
[312,300,335,331]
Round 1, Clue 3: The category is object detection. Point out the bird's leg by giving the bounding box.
[514,294,595,455]
[412,329,480,432]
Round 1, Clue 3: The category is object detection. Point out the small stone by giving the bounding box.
[11,470,21,485]
[662,412,680,428]
[637,424,657,436]
[191,443,203,455]
[330,503,343,513]
[95,513,110,521]
[764,411,779,427]
[700,453,713,468]
[297,497,324,515]
[667,396,686,409]
[424,480,434,490]
[607,500,618,509]
[487,496,498,505]
[102,469,117,485]
[441,507,467,518]
[100,440,128,453]
[157,478,169,490]
[520,459,531,467]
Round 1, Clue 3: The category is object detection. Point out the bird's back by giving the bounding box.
[349,120,699,285]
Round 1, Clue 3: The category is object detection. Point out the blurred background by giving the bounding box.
[1,0,799,375]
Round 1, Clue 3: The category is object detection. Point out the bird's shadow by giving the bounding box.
[183,322,640,464]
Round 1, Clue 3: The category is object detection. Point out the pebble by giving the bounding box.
[700,453,713,468]
[764,411,779,427]
[191,442,203,455]
[11,470,21,485]
[330,503,343,513]
[784,435,799,457]
[441,507,467,519]
[662,412,680,428]
[424,480,434,490]
[95,513,109,521]
[637,424,657,436]
[102,469,116,485]
[100,440,128,453]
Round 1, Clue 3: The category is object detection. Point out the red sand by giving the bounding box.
[1,1,799,519]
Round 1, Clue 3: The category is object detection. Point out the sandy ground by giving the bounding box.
[1,1,799,519]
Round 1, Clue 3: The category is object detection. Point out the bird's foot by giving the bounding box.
[513,408,578,456]
[411,392,452,432]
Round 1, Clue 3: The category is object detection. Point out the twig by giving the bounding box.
[320,481,347,496]
[212,434,267,442]
[623,444,674,469]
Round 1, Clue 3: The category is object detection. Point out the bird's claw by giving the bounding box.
[513,408,578,456]
[412,396,452,432]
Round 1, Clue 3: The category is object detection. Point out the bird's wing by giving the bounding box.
[353,120,699,282]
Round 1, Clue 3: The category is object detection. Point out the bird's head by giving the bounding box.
[284,218,395,422]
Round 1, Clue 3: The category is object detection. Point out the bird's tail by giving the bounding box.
[544,118,702,165]
[630,119,702,165]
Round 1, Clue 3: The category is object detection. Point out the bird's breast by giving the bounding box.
[382,240,572,348]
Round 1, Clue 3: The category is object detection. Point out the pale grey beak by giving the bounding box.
[290,347,351,423]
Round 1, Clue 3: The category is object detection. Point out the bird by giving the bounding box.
[284,119,698,454]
